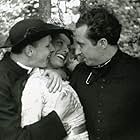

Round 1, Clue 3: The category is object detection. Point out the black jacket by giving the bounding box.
[0,53,66,140]
[70,50,140,140]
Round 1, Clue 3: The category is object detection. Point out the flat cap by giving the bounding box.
[3,19,73,48]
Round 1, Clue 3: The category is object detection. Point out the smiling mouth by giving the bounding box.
[56,54,66,60]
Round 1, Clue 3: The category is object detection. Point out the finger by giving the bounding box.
[74,99,79,110]
[71,96,78,109]
[60,91,66,100]
[61,94,65,100]
[70,94,75,102]
[48,76,55,92]
[45,77,50,87]
[73,97,78,107]
[61,91,71,100]
[52,75,63,93]
[42,69,52,88]
[65,89,73,95]
[63,123,71,134]
[41,69,49,76]
[74,101,79,110]
[47,76,53,89]
[57,79,62,92]
[51,76,59,93]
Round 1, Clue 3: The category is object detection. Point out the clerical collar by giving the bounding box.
[86,59,111,85]
[92,58,111,69]
[17,62,32,74]
[86,49,120,85]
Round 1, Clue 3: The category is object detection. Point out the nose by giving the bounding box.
[75,44,81,56]
[49,43,55,52]
[63,44,69,53]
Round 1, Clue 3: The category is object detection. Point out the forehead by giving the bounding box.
[34,35,52,46]
[39,35,52,42]
[53,33,71,45]
[75,25,88,43]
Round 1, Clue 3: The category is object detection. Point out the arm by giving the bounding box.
[0,91,66,140]
[21,72,77,125]
[21,72,78,139]
[0,75,66,140]
[21,75,45,127]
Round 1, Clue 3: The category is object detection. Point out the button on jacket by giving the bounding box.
[70,50,140,140]
[0,53,66,140]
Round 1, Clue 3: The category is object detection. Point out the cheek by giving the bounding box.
[81,47,88,55]
[43,49,50,56]
[50,56,56,63]
[46,51,50,57]
[83,48,95,60]
[37,52,50,64]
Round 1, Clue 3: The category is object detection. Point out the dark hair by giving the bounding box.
[51,30,74,45]
[11,40,29,54]
[76,7,122,45]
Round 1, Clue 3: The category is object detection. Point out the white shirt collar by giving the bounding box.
[17,62,32,74]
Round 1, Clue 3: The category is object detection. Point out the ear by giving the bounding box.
[24,45,34,57]
[97,38,108,49]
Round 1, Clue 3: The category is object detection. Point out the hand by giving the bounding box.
[42,69,62,93]
[54,91,78,121]
[0,49,6,61]
[63,123,71,134]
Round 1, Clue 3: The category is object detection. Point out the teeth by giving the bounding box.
[57,54,65,60]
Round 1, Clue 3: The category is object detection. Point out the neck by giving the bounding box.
[98,45,118,65]
[107,45,118,59]
[10,53,30,67]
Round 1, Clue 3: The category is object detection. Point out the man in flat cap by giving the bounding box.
[0,19,75,140]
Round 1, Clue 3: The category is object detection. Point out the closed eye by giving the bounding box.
[77,42,84,48]
[45,45,49,48]
[56,40,64,46]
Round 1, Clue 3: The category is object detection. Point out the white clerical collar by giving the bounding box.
[17,62,32,74]
[92,58,111,69]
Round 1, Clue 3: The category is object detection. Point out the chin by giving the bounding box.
[85,61,92,66]
[52,62,64,68]
[57,63,64,68]
[40,64,47,68]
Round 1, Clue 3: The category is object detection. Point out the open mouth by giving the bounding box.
[56,54,66,61]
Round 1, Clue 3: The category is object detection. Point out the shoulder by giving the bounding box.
[24,70,49,93]
[70,63,89,87]
[116,51,140,80]
[119,52,140,69]
[0,60,9,74]
[0,60,11,91]
[22,70,50,103]
[73,62,88,73]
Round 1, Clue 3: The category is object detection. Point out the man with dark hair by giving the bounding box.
[70,7,140,140]
[0,19,75,140]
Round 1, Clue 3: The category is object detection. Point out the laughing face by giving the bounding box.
[49,33,71,68]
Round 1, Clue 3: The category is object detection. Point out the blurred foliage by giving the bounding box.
[0,0,39,46]
[79,0,140,57]
[50,0,80,28]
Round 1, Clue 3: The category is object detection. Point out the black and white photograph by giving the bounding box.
[0,0,140,140]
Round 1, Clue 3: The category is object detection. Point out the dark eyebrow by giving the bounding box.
[77,41,84,45]
[60,38,71,46]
